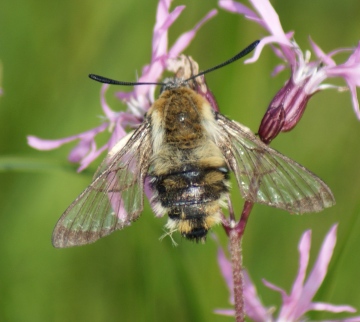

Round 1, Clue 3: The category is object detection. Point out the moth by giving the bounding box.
[52,41,335,248]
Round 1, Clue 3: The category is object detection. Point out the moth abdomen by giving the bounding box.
[166,202,224,242]
[152,166,229,205]
[150,165,230,241]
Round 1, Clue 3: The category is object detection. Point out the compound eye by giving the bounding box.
[159,77,175,94]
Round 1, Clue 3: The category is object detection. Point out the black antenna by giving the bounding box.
[88,74,165,86]
[185,40,259,82]
[89,40,259,87]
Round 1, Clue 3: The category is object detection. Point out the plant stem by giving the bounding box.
[226,99,269,321]
[236,201,254,236]
[227,200,254,322]
[229,228,244,322]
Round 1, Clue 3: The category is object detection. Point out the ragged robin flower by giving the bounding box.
[215,225,360,322]
[219,0,360,144]
[27,0,217,171]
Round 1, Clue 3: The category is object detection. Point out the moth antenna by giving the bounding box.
[89,74,165,86]
[89,40,259,87]
[185,40,260,82]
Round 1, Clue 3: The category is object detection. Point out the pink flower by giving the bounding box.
[219,0,360,143]
[28,0,217,171]
[215,225,360,321]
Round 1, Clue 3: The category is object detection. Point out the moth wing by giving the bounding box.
[216,114,335,213]
[52,121,152,248]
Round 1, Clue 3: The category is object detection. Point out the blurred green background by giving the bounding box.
[1,0,360,321]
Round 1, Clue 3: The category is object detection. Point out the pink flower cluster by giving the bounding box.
[219,0,360,143]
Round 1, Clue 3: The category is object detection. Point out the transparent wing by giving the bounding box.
[216,114,335,213]
[52,121,152,248]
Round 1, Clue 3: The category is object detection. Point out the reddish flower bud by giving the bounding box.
[258,78,313,143]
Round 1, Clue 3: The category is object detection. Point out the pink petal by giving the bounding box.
[77,143,108,172]
[117,91,133,102]
[134,60,165,98]
[248,0,287,40]
[214,309,236,316]
[295,225,338,318]
[217,243,234,304]
[347,82,360,119]
[308,37,336,67]
[276,230,312,320]
[107,120,127,150]
[309,302,356,313]
[245,35,292,64]
[218,0,266,29]
[68,139,92,163]
[345,42,360,68]
[324,43,360,118]
[101,84,118,121]
[152,3,185,59]
[290,230,312,300]
[271,64,286,77]
[262,278,287,299]
[271,31,295,61]
[220,0,295,65]
[326,43,360,86]
[27,135,76,150]
[243,271,270,322]
[155,0,171,22]
[168,9,218,58]
[28,122,109,151]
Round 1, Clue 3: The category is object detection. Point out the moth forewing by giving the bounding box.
[215,114,335,214]
[52,122,152,248]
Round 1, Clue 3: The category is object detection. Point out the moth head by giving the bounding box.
[159,77,190,94]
